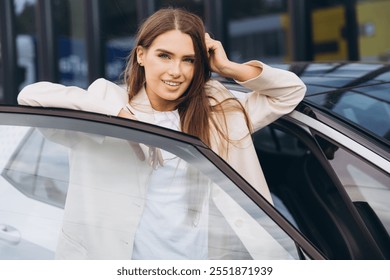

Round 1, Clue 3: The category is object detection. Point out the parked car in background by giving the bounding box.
[0,62,389,260]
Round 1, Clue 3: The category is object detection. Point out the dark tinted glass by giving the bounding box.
[307,87,390,142]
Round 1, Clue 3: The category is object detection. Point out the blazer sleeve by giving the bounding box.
[17,78,128,116]
[236,61,306,131]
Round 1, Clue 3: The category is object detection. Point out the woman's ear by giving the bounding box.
[136,46,145,66]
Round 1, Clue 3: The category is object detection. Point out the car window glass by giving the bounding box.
[376,71,390,83]
[324,63,382,77]
[304,63,340,74]
[0,124,299,260]
[355,82,390,103]
[253,126,306,229]
[2,128,68,208]
[307,90,390,142]
[315,136,390,236]
[252,123,387,259]
[302,76,355,88]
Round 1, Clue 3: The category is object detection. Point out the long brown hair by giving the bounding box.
[124,8,250,150]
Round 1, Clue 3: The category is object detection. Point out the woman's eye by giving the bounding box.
[184,58,195,64]
[158,53,170,59]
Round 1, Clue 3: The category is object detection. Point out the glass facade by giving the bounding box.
[228,0,288,62]
[101,0,138,83]
[54,1,88,87]
[14,0,37,90]
[1,0,390,104]
[357,0,390,62]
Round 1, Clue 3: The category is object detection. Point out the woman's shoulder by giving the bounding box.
[88,78,127,96]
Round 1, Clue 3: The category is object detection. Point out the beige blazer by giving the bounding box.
[18,61,305,259]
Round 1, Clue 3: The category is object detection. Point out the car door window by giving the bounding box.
[253,121,388,259]
[314,135,390,254]
[0,122,301,260]
[2,128,69,208]
[306,86,390,143]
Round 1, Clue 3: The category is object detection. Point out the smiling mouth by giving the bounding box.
[163,80,181,86]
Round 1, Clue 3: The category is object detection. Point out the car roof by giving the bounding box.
[277,62,390,99]
[288,62,390,146]
[219,62,390,148]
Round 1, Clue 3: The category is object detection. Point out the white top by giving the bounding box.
[132,110,209,259]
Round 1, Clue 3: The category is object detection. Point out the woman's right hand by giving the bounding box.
[118,108,146,161]
[118,108,164,168]
[118,108,137,120]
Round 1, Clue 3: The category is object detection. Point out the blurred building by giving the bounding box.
[1,0,390,104]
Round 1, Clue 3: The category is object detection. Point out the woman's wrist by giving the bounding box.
[220,61,262,82]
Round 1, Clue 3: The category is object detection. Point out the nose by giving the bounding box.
[168,61,181,78]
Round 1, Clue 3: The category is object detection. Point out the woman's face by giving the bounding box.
[137,29,196,111]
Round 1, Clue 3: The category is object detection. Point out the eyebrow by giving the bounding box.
[155,48,195,58]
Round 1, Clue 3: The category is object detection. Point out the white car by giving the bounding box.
[0,126,67,259]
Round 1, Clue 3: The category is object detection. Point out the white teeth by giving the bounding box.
[163,81,180,86]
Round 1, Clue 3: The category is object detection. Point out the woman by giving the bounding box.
[18,8,305,259]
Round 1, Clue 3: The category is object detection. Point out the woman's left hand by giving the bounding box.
[205,33,262,82]
[205,33,230,76]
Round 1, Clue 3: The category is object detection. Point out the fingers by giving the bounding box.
[148,147,164,169]
[205,33,217,55]
[128,141,146,161]
[120,107,146,161]
[119,105,164,168]
[205,33,226,58]
[204,33,230,75]
[126,142,164,167]
[118,108,137,120]
[120,105,164,167]
[156,148,164,167]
